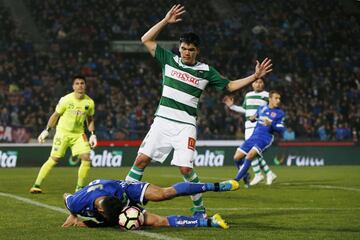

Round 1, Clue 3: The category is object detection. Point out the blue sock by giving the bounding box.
[234,159,244,169]
[235,159,251,181]
[172,182,208,196]
[167,216,209,227]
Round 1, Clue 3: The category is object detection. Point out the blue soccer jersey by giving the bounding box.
[253,105,285,139]
[239,105,285,154]
[65,179,149,218]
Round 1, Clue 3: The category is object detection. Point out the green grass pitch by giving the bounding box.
[0,166,359,240]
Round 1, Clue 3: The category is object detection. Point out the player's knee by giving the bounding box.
[134,153,151,168]
[79,154,90,161]
[50,156,60,162]
[179,166,192,175]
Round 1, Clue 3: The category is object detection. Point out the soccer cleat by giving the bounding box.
[75,185,84,192]
[30,185,42,194]
[266,172,277,185]
[243,172,251,188]
[250,173,264,186]
[218,180,240,191]
[191,207,207,218]
[211,213,229,229]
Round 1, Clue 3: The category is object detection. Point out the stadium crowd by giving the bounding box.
[0,0,359,142]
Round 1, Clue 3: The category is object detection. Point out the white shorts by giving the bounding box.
[138,117,196,168]
[245,127,255,140]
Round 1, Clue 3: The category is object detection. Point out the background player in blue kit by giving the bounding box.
[62,178,239,229]
[232,90,285,182]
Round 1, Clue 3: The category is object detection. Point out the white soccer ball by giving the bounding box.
[118,206,144,230]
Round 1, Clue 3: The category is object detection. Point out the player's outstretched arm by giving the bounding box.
[38,112,60,143]
[227,58,272,92]
[141,4,185,56]
[223,96,246,114]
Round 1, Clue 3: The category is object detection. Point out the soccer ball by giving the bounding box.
[118,206,144,230]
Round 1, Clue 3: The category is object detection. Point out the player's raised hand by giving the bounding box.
[223,96,234,107]
[164,4,186,24]
[254,58,272,79]
[38,129,49,143]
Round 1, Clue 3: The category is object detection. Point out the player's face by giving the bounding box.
[269,93,281,107]
[179,42,199,65]
[252,79,264,92]
[73,79,86,95]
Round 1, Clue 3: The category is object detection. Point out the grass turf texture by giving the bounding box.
[0,166,359,240]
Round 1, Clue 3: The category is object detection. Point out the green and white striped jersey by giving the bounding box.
[154,45,229,126]
[242,91,269,129]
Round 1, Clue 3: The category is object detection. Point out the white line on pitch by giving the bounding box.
[281,183,360,192]
[0,192,184,240]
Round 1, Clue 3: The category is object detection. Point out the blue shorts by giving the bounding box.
[239,135,274,156]
[125,181,150,205]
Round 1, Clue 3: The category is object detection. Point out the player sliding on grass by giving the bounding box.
[126,4,273,218]
[62,179,239,229]
[30,76,97,193]
[232,90,285,183]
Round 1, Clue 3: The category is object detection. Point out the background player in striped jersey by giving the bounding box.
[224,78,277,186]
[30,76,97,193]
[125,4,272,218]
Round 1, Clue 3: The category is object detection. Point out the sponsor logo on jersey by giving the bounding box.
[176,219,199,225]
[170,69,200,85]
[0,150,17,168]
[69,109,86,116]
[188,137,196,151]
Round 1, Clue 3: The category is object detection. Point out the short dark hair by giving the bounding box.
[179,32,200,47]
[269,90,281,97]
[72,75,86,84]
[101,196,126,225]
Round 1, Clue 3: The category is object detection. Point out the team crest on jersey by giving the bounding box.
[85,105,89,110]
[271,112,277,117]
[69,103,74,109]
[188,137,196,151]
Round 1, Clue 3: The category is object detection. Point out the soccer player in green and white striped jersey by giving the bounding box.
[224,79,277,186]
[125,4,273,218]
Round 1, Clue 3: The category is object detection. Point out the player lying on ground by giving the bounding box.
[62,179,239,229]
[232,90,285,182]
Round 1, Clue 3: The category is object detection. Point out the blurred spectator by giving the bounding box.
[317,124,327,141]
[283,127,296,141]
[335,123,351,140]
